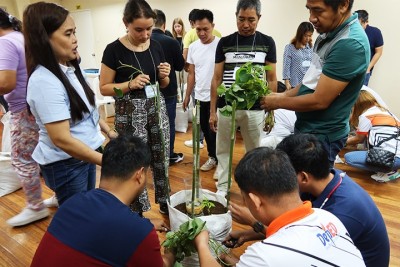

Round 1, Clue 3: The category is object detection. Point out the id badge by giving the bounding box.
[302,60,311,68]
[145,84,157,98]
[233,66,240,79]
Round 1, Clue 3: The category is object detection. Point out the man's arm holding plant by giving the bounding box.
[183,63,195,111]
[158,62,171,89]
[209,62,224,132]
[260,74,348,112]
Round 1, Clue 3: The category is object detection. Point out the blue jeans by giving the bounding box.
[363,72,371,86]
[345,151,400,172]
[40,158,96,205]
[164,96,177,157]
[320,136,347,168]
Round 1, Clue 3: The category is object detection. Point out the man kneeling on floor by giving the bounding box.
[31,135,209,266]
[205,147,365,266]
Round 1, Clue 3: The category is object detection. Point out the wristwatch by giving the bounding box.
[252,221,265,233]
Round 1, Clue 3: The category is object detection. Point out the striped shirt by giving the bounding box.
[215,31,276,110]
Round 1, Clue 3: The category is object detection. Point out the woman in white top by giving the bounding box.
[23,2,106,205]
[345,90,400,182]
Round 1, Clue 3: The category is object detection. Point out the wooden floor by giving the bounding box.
[0,115,399,266]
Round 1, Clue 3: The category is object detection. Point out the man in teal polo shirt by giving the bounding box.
[261,0,370,166]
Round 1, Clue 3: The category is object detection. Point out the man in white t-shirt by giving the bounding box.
[183,9,220,172]
[196,147,365,267]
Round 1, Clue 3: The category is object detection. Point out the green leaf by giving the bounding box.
[217,84,227,96]
[113,87,123,98]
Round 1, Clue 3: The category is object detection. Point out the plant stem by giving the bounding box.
[226,100,236,207]
[191,100,201,217]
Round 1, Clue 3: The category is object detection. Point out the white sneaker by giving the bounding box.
[43,195,59,208]
[200,157,217,171]
[184,139,204,149]
[7,207,49,227]
[371,170,400,182]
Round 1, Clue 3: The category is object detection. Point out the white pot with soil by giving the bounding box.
[167,189,232,267]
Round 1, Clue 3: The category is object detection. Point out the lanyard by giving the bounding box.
[319,172,344,209]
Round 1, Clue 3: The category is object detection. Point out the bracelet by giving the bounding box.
[128,80,133,91]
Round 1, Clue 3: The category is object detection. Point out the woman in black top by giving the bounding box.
[100,0,171,214]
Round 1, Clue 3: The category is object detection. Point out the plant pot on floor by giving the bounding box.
[167,189,232,267]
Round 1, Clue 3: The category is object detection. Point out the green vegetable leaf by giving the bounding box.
[113,87,123,98]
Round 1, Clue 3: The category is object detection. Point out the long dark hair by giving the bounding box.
[291,22,314,48]
[23,2,95,122]
[0,8,22,31]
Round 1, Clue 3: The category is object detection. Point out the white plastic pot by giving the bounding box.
[167,189,232,267]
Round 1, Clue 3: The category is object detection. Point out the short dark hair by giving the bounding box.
[154,9,166,28]
[101,135,151,181]
[236,0,261,16]
[188,9,199,22]
[235,147,298,197]
[123,0,156,24]
[276,134,331,180]
[193,9,214,24]
[323,0,354,12]
[355,10,369,23]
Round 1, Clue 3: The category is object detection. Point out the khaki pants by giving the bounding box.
[215,109,264,192]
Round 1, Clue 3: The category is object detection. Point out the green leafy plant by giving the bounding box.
[200,197,215,213]
[162,218,231,265]
[217,62,274,206]
[162,217,206,262]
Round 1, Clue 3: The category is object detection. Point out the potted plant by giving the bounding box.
[165,100,232,267]
[217,62,273,206]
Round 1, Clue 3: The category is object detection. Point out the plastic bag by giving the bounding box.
[1,111,11,152]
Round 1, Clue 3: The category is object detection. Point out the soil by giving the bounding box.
[174,200,228,216]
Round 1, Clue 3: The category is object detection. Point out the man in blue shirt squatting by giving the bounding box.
[260,0,370,167]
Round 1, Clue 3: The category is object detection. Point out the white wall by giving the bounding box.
[6,0,400,115]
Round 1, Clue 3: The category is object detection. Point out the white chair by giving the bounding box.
[87,74,115,118]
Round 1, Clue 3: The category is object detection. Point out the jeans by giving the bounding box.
[321,136,347,168]
[164,96,177,157]
[40,158,96,206]
[363,72,371,86]
[345,151,400,173]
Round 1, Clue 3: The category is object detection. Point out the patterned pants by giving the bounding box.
[115,95,170,212]
[10,109,44,210]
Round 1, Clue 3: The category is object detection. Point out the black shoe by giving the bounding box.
[169,152,184,166]
[159,202,169,215]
